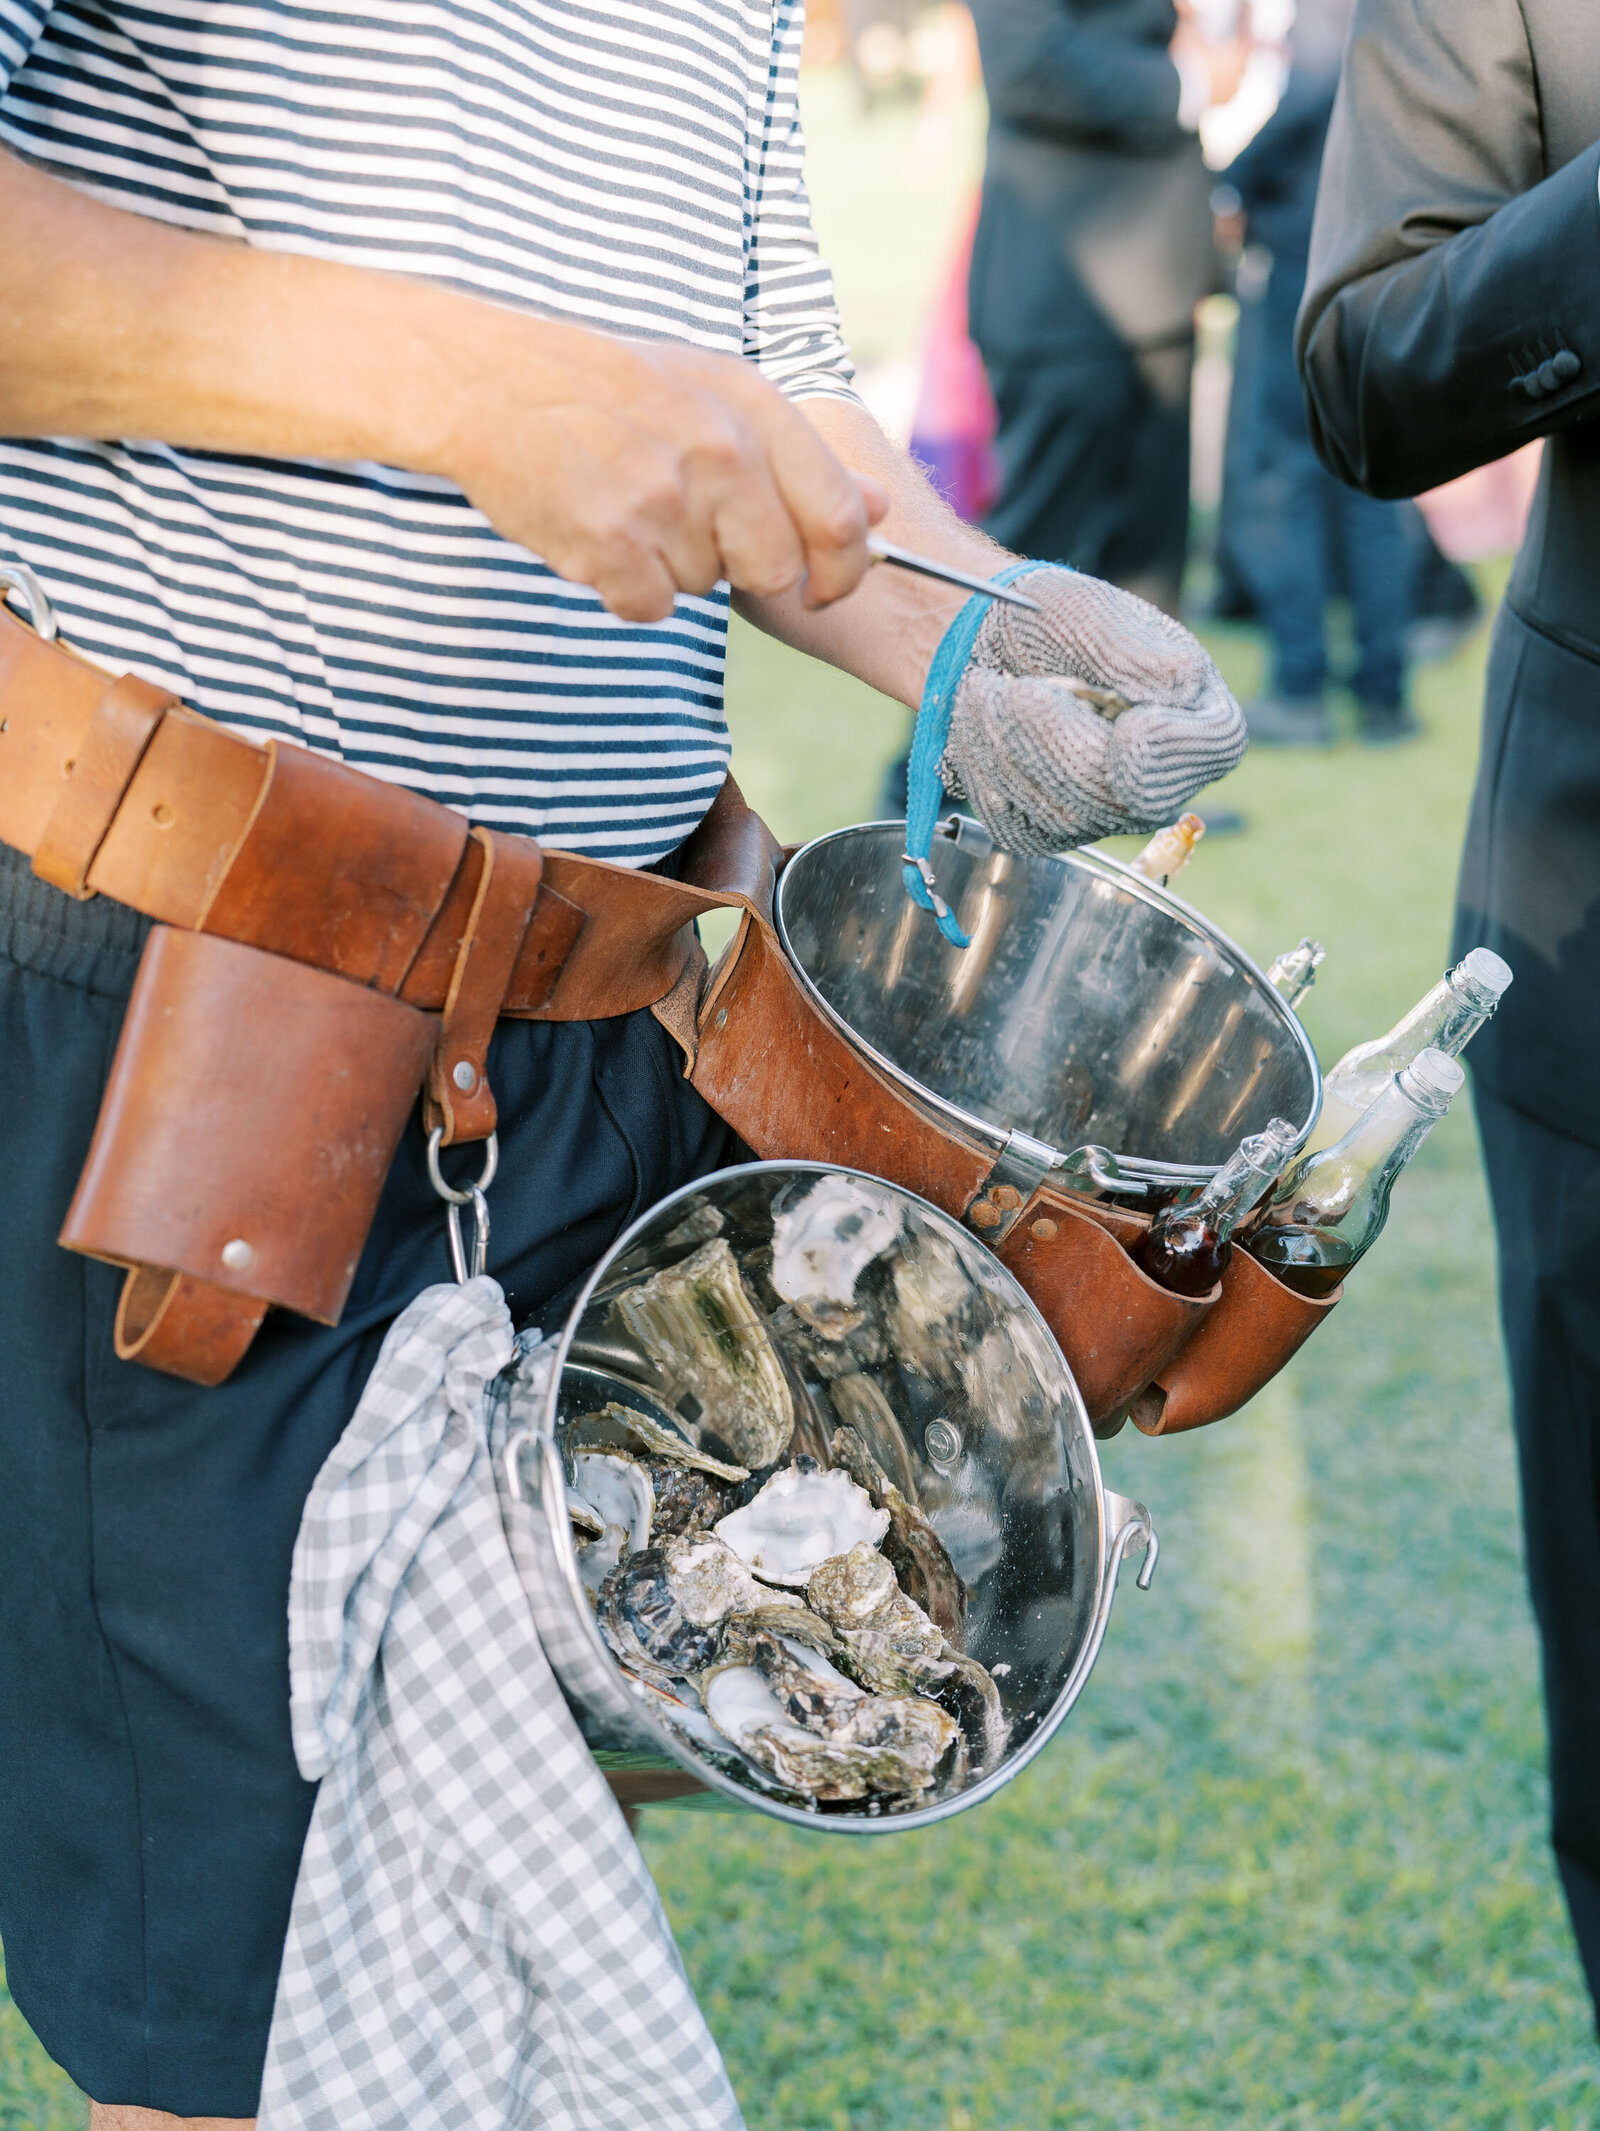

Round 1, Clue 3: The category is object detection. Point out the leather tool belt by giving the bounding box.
[0,595,1333,1437]
[0,601,780,1385]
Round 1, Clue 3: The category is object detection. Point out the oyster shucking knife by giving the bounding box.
[865,533,1044,611]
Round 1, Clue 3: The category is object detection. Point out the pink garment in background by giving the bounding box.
[1417,442,1542,563]
[908,200,999,524]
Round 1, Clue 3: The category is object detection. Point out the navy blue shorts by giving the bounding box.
[0,845,731,2117]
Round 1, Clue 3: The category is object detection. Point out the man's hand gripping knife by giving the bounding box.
[906,564,1248,944]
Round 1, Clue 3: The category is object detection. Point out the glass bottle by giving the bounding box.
[1304,947,1512,1153]
[1133,1117,1298,1298]
[1130,812,1205,886]
[1266,937,1325,1009]
[1245,1047,1464,1296]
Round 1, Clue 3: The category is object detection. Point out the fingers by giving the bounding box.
[460,328,879,619]
[751,399,872,607]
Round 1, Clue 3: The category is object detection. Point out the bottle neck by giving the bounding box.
[1395,964,1499,1057]
[1172,1135,1290,1241]
[1276,1074,1441,1223]
[1333,961,1501,1084]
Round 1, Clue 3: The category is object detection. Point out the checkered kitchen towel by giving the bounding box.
[257,1276,746,2131]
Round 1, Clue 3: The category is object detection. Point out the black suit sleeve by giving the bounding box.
[1296,0,1600,499]
[970,0,1184,155]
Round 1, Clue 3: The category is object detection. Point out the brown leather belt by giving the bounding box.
[0,602,780,1382]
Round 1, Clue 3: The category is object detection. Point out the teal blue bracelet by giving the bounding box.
[901,559,1045,949]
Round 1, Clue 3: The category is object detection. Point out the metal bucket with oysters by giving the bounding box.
[500,1161,1156,1830]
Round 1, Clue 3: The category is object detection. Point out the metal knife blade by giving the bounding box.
[865,534,1044,611]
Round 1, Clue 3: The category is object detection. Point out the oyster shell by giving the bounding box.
[613,1238,795,1469]
[807,1545,1007,1771]
[830,1426,967,1641]
[827,1372,919,1502]
[702,1644,958,1804]
[570,1401,749,1483]
[599,1534,797,1679]
[771,1173,904,1336]
[567,1495,604,1540]
[885,1229,974,1380]
[569,1451,653,1554]
[714,1464,889,1586]
[647,1460,730,1542]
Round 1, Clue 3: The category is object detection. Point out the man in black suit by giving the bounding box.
[966,0,1243,614]
[1298,0,1600,2029]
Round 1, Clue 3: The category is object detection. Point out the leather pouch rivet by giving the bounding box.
[452,1059,477,1092]
[1031,1217,1058,1239]
[221,1238,254,1271]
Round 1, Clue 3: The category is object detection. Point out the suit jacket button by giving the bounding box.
[1535,359,1561,394]
[1551,348,1581,384]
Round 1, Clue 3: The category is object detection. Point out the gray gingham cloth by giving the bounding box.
[257,1276,746,2131]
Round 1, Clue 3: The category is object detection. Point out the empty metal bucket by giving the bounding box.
[499,1161,1156,1830]
[775,817,1320,1197]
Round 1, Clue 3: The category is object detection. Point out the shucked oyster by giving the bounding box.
[715,1462,889,1586]
[771,1173,904,1336]
[831,1426,967,1641]
[808,1544,1008,1772]
[570,1452,653,1551]
[570,1451,653,1597]
[599,1534,799,1679]
[613,1238,795,1469]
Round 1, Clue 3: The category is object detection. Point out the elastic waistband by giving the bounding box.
[0,842,151,999]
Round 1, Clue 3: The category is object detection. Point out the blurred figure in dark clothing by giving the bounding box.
[966,0,1242,616]
[1223,28,1417,746]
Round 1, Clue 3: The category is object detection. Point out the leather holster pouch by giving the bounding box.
[60,926,438,1384]
[1127,1248,1341,1437]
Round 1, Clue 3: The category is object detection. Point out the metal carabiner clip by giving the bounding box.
[426,1126,500,1283]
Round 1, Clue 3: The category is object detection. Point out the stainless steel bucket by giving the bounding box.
[499,1160,1156,1830]
[774,816,1321,1198]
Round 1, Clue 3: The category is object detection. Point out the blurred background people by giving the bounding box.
[1214,0,1416,745]
[1300,0,1600,2032]
[965,0,1248,618]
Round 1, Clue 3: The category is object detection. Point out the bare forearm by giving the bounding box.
[0,150,476,467]
[737,399,1012,707]
[0,151,875,621]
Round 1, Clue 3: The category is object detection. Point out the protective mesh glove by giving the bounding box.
[940,565,1247,855]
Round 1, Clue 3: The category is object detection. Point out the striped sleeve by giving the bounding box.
[743,0,859,402]
[0,0,48,92]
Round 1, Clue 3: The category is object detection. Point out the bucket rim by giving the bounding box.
[773,816,1322,1193]
[523,1157,1139,1832]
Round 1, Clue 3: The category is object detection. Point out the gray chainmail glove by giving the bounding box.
[941,566,1247,853]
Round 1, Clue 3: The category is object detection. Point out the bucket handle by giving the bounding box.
[1098,1488,1159,1621]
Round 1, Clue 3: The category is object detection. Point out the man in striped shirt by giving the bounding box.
[0,4,1240,2125]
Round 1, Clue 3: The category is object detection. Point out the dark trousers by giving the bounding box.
[0,847,731,2116]
[977,337,1192,604]
[1232,258,1409,707]
[1475,1083,1600,2026]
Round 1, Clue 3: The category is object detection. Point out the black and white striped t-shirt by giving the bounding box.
[0,0,855,863]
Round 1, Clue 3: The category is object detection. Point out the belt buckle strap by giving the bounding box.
[426,826,548,1145]
[33,671,180,900]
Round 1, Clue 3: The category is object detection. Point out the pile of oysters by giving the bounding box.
[562,1175,1011,1811]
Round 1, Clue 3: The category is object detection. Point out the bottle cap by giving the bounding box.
[1459,946,1513,997]
[1402,1046,1466,1103]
